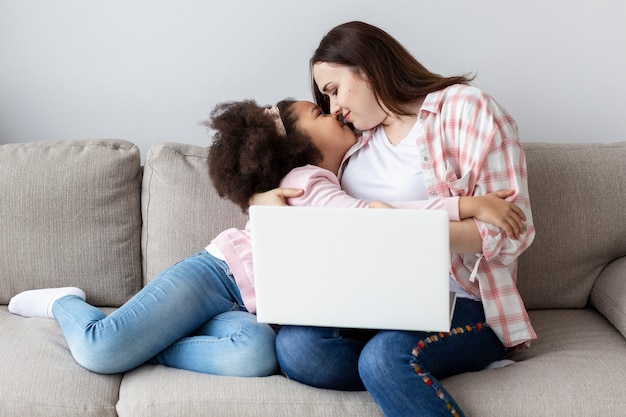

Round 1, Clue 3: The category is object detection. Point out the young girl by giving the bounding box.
[8,99,524,378]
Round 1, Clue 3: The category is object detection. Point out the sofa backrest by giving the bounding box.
[141,143,247,284]
[4,139,623,312]
[143,141,626,311]
[518,142,626,309]
[0,140,143,306]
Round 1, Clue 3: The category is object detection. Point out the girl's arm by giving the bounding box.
[459,191,526,239]
[389,191,525,239]
[275,166,463,220]
[371,200,483,253]
[253,167,526,241]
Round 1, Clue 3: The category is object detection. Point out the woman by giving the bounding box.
[257,22,536,417]
[8,99,523,380]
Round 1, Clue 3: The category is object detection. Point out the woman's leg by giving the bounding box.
[151,310,278,377]
[358,298,506,417]
[52,251,242,374]
[275,325,376,390]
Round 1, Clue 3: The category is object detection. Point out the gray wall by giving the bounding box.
[1,0,625,158]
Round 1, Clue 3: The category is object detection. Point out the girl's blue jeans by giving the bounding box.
[52,250,278,376]
[276,298,506,417]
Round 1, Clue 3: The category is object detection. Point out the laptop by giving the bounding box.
[250,206,455,332]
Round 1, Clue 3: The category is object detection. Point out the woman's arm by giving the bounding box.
[449,219,482,254]
[249,187,302,207]
[441,88,535,262]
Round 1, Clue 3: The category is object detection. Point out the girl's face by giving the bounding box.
[312,62,387,131]
[291,101,357,160]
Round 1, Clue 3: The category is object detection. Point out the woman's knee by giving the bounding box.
[358,330,418,385]
[276,326,366,390]
[275,326,334,370]
[358,331,388,382]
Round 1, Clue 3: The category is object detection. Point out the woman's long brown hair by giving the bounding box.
[310,21,474,116]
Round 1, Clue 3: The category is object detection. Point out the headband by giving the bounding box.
[264,105,287,136]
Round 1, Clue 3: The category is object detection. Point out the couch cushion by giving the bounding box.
[117,366,382,417]
[0,307,121,417]
[445,308,626,417]
[141,142,247,283]
[116,308,625,417]
[0,140,142,306]
[518,142,626,309]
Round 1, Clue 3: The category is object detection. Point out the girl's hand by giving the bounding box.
[249,188,304,207]
[460,190,527,239]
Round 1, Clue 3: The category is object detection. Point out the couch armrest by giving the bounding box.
[590,256,626,339]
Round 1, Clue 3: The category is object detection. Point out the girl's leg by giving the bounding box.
[275,326,376,391]
[358,298,506,417]
[151,310,278,377]
[52,251,242,374]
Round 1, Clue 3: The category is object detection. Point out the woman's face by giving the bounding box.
[291,101,357,159]
[312,62,387,131]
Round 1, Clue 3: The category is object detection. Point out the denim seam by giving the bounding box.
[409,322,490,417]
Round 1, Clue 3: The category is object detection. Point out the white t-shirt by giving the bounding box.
[341,120,427,202]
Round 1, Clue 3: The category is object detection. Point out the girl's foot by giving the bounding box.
[8,287,86,319]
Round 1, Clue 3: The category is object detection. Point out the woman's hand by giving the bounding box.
[369,200,393,209]
[249,188,304,207]
[460,190,527,239]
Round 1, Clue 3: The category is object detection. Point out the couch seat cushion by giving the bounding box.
[445,308,626,417]
[118,308,625,417]
[117,366,382,417]
[0,307,121,417]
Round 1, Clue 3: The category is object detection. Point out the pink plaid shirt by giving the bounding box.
[353,84,537,347]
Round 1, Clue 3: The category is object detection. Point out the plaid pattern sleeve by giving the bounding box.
[418,85,537,347]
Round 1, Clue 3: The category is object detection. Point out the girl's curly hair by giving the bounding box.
[205,100,323,213]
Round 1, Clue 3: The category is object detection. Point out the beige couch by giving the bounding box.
[1,139,625,417]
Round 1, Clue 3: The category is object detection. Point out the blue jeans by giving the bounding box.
[276,298,506,417]
[52,251,278,376]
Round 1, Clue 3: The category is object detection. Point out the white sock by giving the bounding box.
[8,287,86,319]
